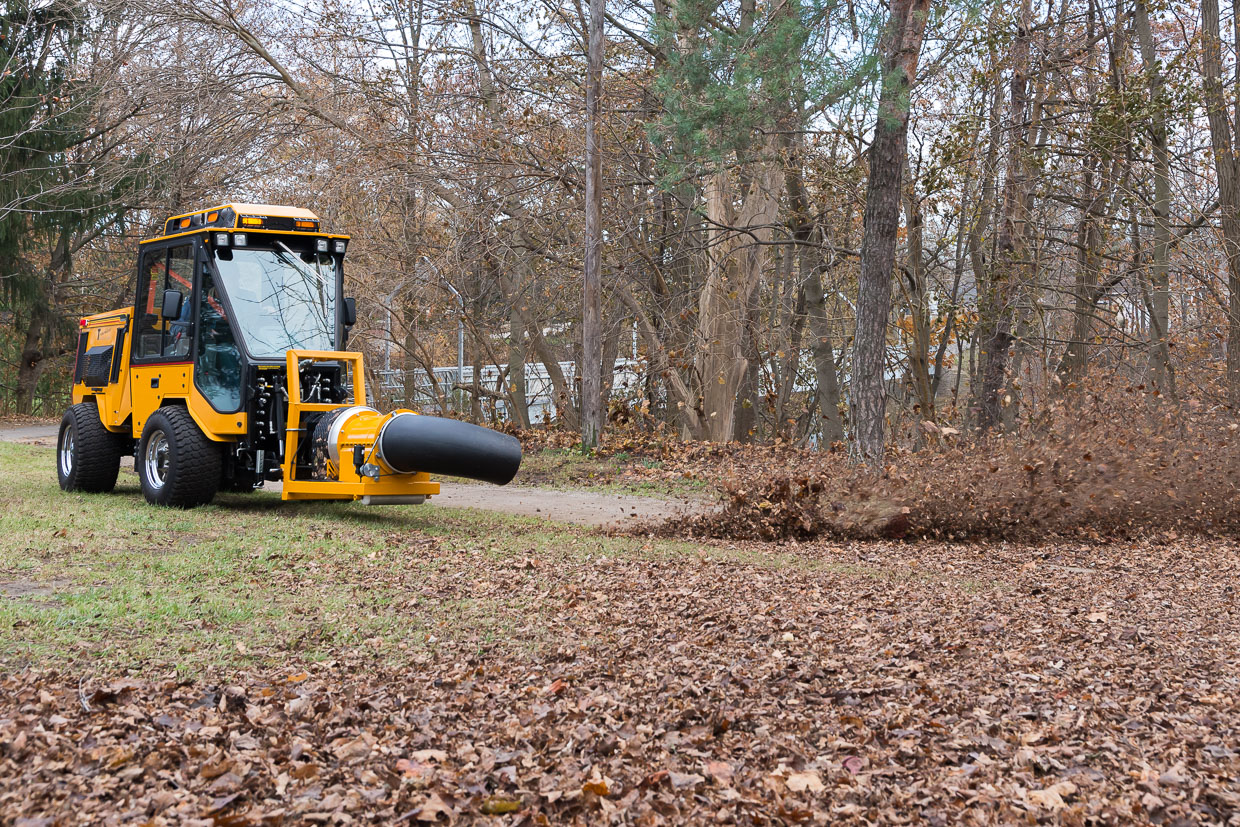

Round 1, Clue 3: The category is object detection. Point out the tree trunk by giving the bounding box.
[783,129,845,446]
[1135,0,1174,397]
[850,0,932,463]
[580,0,604,450]
[975,0,1032,431]
[600,313,621,421]
[694,162,782,441]
[804,267,846,446]
[774,284,807,440]
[1057,7,1124,386]
[14,307,46,416]
[901,167,934,439]
[1202,0,1240,403]
[732,290,760,442]
[1056,156,1115,384]
[507,302,531,428]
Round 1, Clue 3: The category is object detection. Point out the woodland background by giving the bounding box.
[0,0,1235,461]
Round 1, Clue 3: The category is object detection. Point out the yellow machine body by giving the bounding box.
[71,316,439,502]
[277,350,438,502]
[61,203,519,508]
[61,203,521,507]
[72,308,249,440]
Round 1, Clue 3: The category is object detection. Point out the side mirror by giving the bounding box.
[343,297,357,327]
[161,289,184,320]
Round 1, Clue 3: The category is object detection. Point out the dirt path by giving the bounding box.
[0,424,58,445]
[1,424,708,528]
[432,481,705,528]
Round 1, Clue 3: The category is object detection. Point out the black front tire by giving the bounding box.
[57,400,129,493]
[137,407,222,508]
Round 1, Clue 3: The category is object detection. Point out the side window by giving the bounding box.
[134,249,164,360]
[194,262,242,412]
[133,244,195,360]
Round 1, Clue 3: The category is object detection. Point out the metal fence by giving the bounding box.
[377,359,644,422]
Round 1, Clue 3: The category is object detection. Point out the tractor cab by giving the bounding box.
[137,205,353,408]
[58,204,520,508]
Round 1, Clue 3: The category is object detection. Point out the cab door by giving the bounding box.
[130,241,198,435]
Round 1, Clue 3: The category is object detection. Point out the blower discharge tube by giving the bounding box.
[310,407,522,486]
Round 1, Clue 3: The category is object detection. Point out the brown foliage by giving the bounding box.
[667,391,1240,542]
[5,535,1240,824]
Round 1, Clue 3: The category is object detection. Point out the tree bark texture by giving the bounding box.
[695,161,782,441]
[1200,0,1240,404]
[850,0,932,463]
[976,0,1032,431]
[581,0,604,450]
[901,169,934,438]
[1133,0,1174,396]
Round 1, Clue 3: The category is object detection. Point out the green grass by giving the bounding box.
[0,443,714,673]
[0,443,966,674]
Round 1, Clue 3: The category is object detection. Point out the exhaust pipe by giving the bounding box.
[376,412,522,486]
[312,408,522,485]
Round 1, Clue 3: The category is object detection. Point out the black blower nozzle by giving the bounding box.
[376,414,522,485]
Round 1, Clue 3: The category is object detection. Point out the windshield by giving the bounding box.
[212,246,337,358]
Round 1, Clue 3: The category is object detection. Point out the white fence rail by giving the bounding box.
[376,359,643,422]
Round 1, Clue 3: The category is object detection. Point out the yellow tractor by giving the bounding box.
[58,204,520,508]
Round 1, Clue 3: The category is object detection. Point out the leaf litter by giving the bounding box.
[3,529,1240,824]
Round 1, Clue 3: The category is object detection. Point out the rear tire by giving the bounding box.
[137,407,222,508]
[57,400,129,493]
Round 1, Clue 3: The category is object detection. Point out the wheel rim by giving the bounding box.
[59,426,74,477]
[144,429,170,490]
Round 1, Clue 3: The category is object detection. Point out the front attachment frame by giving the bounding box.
[279,350,438,502]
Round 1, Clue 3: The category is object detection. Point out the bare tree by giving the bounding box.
[1200,0,1240,403]
[850,0,933,463]
[581,0,604,449]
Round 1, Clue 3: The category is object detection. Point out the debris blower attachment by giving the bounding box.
[374,412,522,485]
[310,406,522,487]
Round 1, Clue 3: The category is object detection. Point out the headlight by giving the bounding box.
[234,234,247,246]
[316,238,329,253]
[215,233,229,246]
[334,240,347,254]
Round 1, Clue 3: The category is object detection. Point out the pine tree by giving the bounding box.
[0,0,145,413]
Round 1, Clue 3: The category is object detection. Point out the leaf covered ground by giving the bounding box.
[518,393,1240,544]
[2,442,1240,824]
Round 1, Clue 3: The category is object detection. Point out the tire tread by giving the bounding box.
[58,400,128,493]
[139,406,221,508]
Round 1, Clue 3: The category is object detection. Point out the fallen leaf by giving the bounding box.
[704,760,734,785]
[415,792,454,822]
[199,755,234,780]
[409,749,448,763]
[668,771,705,790]
[290,763,319,780]
[480,796,521,814]
[331,732,375,762]
[1027,781,1077,810]
[786,771,824,793]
